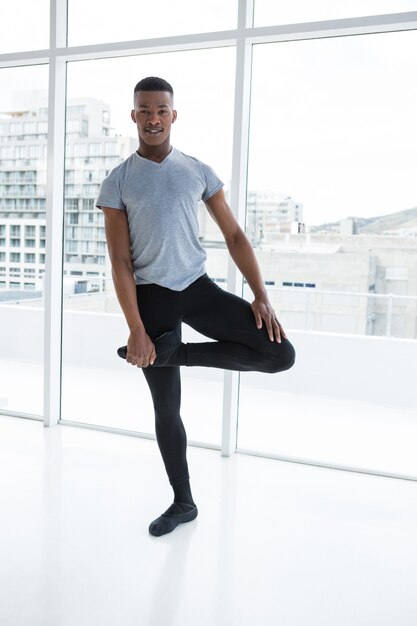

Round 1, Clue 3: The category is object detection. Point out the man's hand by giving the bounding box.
[126,328,156,368]
[251,295,287,343]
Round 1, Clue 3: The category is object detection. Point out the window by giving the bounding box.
[254,1,417,27]
[84,199,95,211]
[25,226,36,237]
[89,143,102,156]
[2,2,417,480]
[73,144,87,157]
[239,26,417,477]
[245,30,417,340]
[61,48,235,442]
[68,0,238,46]
[29,145,41,158]
[1,2,49,53]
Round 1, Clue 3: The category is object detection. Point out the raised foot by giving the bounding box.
[148,502,198,537]
[117,329,181,361]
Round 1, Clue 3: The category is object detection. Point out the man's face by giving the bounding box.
[131,90,177,147]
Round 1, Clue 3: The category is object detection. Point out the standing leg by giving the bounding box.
[142,366,190,489]
[135,284,198,536]
[142,367,198,536]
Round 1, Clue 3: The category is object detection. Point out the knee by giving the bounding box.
[153,398,180,422]
[266,340,296,374]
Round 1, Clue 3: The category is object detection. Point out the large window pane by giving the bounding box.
[0,66,48,416]
[68,0,238,46]
[61,48,235,446]
[238,31,417,476]
[0,1,49,54]
[255,0,417,27]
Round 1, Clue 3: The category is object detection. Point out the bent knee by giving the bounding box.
[266,340,296,374]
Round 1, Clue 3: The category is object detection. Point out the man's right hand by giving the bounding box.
[126,328,156,368]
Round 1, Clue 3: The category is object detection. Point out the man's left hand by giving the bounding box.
[251,295,287,343]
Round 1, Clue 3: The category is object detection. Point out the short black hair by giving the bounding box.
[133,77,174,98]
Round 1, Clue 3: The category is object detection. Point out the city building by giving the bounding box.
[198,189,304,244]
[204,232,417,338]
[0,93,136,293]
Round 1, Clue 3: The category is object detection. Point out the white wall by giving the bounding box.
[271,329,417,409]
[1,305,416,410]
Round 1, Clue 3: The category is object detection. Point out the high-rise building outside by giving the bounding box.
[0,92,136,294]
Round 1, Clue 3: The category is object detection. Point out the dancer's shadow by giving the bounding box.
[147,519,198,626]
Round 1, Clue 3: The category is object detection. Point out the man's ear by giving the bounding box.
[131,109,136,123]
[172,109,178,123]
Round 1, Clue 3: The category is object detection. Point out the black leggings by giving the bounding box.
[138,274,296,487]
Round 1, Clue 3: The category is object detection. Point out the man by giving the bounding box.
[96,76,295,537]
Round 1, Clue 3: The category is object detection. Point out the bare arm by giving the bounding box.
[102,207,156,367]
[204,189,286,342]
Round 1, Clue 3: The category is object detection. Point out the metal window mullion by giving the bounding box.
[221,0,254,457]
[43,0,67,427]
[245,10,417,45]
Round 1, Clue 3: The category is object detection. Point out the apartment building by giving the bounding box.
[0,94,136,292]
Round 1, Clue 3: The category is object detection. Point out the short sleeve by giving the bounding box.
[96,168,126,211]
[200,162,224,202]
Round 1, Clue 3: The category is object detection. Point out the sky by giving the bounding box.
[1,2,417,225]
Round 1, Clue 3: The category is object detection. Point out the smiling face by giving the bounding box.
[131,90,177,153]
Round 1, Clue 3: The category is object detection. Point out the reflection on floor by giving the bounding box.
[1,358,417,477]
[0,414,416,626]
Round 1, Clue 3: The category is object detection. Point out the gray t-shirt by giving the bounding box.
[96,147,223,290]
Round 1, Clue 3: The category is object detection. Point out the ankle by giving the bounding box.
[173,478,195,507]
[174,496,196,508]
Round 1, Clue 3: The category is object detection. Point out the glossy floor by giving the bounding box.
[0,414,416,626]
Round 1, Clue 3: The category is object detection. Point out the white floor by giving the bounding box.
[1,415,417,626]
[3,358,417,478]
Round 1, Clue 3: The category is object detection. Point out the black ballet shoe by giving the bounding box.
[117,329,182,364]
[148,502,198,537]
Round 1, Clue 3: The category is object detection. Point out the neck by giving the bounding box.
[137,139,172,163]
